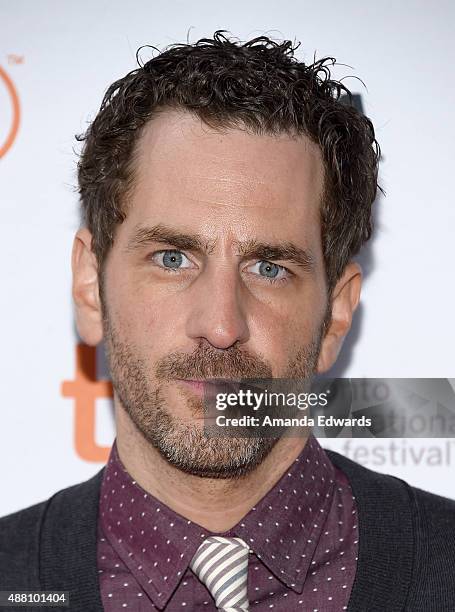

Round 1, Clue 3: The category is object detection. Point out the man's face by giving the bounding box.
[99,110,329,477]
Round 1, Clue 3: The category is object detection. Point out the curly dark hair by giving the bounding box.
[76,31,381,293]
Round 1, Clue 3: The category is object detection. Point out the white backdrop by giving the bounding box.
[1,0,454,516]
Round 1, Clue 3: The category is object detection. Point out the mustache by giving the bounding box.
[155,342,273,381]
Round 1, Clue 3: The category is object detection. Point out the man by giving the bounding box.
[1,31,454,612]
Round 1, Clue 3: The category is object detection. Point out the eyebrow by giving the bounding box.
[235,239,315,272]
[126,223,214,254]
[126,223,315,271]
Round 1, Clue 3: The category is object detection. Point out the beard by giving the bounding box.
[102,306,326,480]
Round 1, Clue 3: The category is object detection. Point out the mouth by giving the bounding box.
[175,378,242,397]
[174,379,223,423]
[176,379,206,395]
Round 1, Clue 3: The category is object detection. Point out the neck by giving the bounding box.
[115,405,309,532]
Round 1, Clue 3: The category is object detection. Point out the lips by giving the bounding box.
[177,379,206,394]
[176,378,241,396]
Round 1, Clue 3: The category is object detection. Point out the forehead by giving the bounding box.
[125,109,325,245]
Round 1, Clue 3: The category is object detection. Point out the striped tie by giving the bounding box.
[190,536,250,610]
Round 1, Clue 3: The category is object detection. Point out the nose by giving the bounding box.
[185,264,250,350]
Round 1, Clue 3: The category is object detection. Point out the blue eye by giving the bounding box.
[163,250,183,268]
[258,261,280,278]
[152,250,193,270]
[247,260,290,283]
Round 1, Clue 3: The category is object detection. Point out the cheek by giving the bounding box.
[249,300,324,374]
[104,272,156,345]
[120,300,162,345]
[113,281,191,358]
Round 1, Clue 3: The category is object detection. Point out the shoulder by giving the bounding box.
[411,481,455,521]
[409,484,455,570]
[325,447,455,514]
[0,470,104,589]
[399,482,455,608]
[326,447,455,529]
[409,484,455,575]
[0,499,48,589]
[325,448,455,609]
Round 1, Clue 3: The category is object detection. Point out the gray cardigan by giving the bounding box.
[1,450,454,611]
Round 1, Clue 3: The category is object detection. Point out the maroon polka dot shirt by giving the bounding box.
[98,434,358,610]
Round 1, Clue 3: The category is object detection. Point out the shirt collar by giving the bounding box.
[100,442,212,609]
[99,434,335,606]
[232,434,336,593]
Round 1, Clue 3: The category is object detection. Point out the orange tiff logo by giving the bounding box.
[61,344,112,463]
[0,65,20,158]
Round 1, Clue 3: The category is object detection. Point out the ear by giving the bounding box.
[316,262,362,373]
[72,227,104,346]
